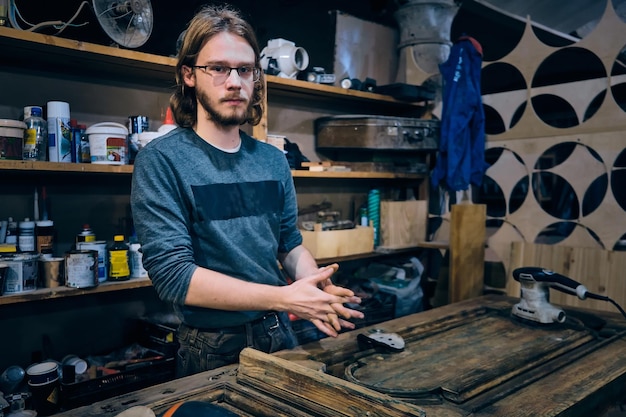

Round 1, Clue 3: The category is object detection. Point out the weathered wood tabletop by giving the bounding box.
[52,295,626,416]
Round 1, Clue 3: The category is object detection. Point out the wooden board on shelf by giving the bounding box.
[0,160,133,174]
[0,277,152,306]
[379,200,428,250]
[0,27,176,87]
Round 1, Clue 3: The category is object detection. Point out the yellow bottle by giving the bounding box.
[108,235,130,281]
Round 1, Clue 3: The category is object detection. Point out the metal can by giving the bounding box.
[65,250,98,288]
[1,253,38,293]
[76,241,107,283]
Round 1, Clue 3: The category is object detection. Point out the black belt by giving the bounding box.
[195,312,281,334]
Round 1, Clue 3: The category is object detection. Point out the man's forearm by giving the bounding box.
[279,244,320,281]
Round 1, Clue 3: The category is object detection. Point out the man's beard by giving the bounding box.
[197,88,249,127]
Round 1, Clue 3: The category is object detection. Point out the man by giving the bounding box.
[130,4,363,377]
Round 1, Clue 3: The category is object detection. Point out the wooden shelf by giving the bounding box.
[315,246,429,265]
[291,170,426,179]
[0,160,425,180]
[0,26,418,106]
[0,160,134,174]
[265,75,423,108]
[0,277,152,306]
[0,26,176,88]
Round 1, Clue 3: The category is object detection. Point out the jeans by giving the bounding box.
[175,311,298,377]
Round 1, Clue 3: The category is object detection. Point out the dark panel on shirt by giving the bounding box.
[192,180,283,221]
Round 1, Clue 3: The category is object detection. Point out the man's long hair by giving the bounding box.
[170,5,265,128]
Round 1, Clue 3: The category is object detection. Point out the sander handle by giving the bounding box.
[513,267,588,300]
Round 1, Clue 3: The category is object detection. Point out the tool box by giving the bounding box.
[315,115,439,151]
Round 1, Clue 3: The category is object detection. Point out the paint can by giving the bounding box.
[64,250,98,288]
[1,253,38,294]
[39,257,65,288]
[76,241,107,283]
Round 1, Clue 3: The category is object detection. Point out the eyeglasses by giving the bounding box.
[192,65,261,84]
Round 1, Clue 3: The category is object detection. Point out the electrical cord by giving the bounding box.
[585,291,626,320]
[8,0,91,34]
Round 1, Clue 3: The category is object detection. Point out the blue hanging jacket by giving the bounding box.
[431,37,489,192]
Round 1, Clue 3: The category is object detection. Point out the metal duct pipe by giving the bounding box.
[394,0,461,85]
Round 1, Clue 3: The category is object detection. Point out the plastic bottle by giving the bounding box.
[23,106,48,161]
[108,235,130,281]
[69,119,83,163]
[5,217,17,245]
[79,124,90,163]
[18,218,35,252]
[47,101,71,163]
[368,189,380,247]
[128,233,148,278]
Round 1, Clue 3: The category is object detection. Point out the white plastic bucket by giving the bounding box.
[85,122,129,165]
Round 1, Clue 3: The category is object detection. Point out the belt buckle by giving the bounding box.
[265,313,280,330]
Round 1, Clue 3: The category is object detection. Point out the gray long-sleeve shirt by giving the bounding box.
[130,127,302,328]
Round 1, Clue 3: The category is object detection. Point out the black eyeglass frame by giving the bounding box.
[192,65,261,82]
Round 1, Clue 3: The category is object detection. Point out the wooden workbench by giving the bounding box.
[52,295,626,416]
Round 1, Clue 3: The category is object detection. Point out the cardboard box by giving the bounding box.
[379,200,428,249]
[301,225,374,259]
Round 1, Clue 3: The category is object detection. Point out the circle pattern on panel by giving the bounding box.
[611,148,626,211]
[481,63,527,134]
[477,147,529,219]
[533,141,608,221]
[611,43,626,113]
[531,47,607,128]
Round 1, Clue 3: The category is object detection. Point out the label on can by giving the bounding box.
[65,250,98,288]
[106,137,127,163]
[1,254,38,293]
[76,241,107,283]
[76,231,96,243]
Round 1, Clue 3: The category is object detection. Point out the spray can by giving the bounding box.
[76,224,96,244]
[47,101,71,163]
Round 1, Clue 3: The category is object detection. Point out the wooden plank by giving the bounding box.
[379,200,428,249]
[266,74,424,107]
[291,170,425,179]
[237,348,429,417]
[0,277,152,306]
[0,160,133,174]
[0,26,175,87]
[274,295,626,415]
[53,366,238,417]
[449,203,486,303]
[472,338,626,417]
[343,311,593,403]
